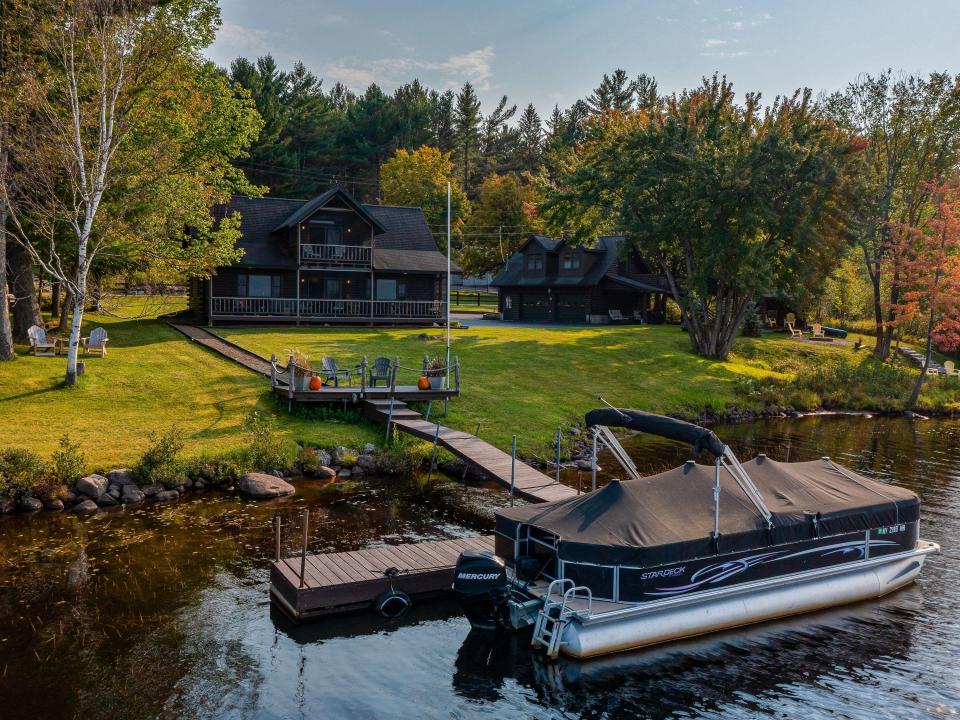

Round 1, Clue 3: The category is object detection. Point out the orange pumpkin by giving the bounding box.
[309,375,323,391]
[417,376,430,390]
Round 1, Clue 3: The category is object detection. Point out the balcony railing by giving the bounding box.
[211,296,445,320]
[299,243,371,268]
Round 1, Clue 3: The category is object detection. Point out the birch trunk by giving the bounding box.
[0,132,13,361]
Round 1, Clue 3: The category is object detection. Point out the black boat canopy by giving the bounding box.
[585,408,725,458]
[496,456,919,567]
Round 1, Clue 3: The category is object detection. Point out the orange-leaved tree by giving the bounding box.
[888,179,960,406]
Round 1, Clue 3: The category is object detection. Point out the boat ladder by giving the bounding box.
[531,579,593,659]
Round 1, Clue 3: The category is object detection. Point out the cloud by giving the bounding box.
[704,38,727,47]
[212,20,277,59]
[700,50,752,58]
[729,20,744,29]
[323,46,496,92]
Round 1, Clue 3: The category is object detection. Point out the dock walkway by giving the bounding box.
[271,535,494,620]
[168,323,272,376]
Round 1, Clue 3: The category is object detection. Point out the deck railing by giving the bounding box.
[211,296,445,320]
[299,243,371,268]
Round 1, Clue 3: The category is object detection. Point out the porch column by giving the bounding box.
[207,277,213,327]
[296,225,301,326]
[370,226,375,322]
[641,292,648,323]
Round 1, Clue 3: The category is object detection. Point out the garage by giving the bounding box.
[556,291,588,322]
[521,291,551,321]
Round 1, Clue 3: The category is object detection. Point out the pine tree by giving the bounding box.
[478,94,517,179]
[454,82,482,192]
[515,103,543,173]
[634,73,660,111]
[587,69,634,113]
[429,89,456,152]
[393,80,433,150]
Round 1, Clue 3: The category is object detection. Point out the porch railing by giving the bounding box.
[211,296,445,320]
[299,243,371,268]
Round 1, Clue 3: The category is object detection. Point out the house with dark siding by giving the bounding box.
[491,235,670,323]
[188,186,458,325]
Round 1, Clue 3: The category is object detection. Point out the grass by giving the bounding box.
[0,298,379,469]
[215,324,960,460]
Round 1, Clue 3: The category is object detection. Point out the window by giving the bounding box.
[376,279,398,300]
[323,278,342,298]
[526,254,543,271]
[325,227,342,245]
[398,280,407,300]
[239,274,279,298]
[562,254,581,270]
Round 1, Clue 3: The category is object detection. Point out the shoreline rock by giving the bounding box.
[238,473,295,500]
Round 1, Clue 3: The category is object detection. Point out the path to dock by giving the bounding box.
[364,399,577,504]
[271,535,495,620]
[168,322,272,376]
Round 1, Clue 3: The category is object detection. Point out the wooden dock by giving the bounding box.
[365,399,578,504]
[271,535,494,620]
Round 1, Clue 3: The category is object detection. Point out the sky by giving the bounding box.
[208,0,960,115]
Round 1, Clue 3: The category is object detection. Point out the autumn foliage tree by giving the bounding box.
[888,179,960,406]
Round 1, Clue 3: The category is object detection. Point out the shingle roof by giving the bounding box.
[272,186,387,234]
[222,191,453,273]
[491,234,633,288]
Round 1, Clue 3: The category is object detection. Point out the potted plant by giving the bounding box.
[425,356,446,390]
[287,348,313,391]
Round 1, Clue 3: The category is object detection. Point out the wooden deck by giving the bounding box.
[365,399,578,504]
[273,384,459,404]
[271,535,494,620]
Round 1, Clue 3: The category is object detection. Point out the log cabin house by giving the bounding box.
[188,187,458,325]
[491,235,670,323]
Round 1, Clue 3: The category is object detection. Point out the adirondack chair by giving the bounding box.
[320,357,351,387]
[786,322,803,338]
[944,361,959,378]
[785,312,796,326]
[632,310,646,323]
[368,356,392,387]
[810,323,826,339]
[83,327,109,356]
[27,325,56,356]
[765,314,778,328]
[608,309,626,323]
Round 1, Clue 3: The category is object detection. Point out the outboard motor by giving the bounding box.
[453,549,509,630]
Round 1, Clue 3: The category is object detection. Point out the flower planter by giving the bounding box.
[296,375,312,391]
[428,376,444,390]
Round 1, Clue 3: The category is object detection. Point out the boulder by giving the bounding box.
[153,490,179,504]
[351,466,365,477]
[315,466,336,480]
[65,489,78,503]
[361,443,376,455]
[43,498,65,512]
[120,485,145,504]
[141,484,163,497]
[73,499,98,513]
[315,449,332,467]
[19,497,42,512]
[356,454,378,471]
[238,473,295,500]
[193,479,206,492]
[107,486,121,499]
[76,474,109,501]
[0,496,16,514]
[107,469,136,486]
[337,468,352,478]
[97,493,118,507]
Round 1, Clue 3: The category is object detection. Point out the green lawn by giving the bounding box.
[0,300,378,469]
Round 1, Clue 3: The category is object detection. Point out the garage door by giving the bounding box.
[521,291,550,321]
[556,292,587,322]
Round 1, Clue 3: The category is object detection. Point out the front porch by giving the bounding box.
[209,296,447,324]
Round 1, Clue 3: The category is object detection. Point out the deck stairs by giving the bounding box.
[531,579,593,659]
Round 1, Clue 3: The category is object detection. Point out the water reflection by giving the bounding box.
[0,416,958,719]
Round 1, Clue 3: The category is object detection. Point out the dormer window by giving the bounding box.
[562,254,581,270]
[527,254,543,271]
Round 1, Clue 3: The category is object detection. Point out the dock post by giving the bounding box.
[591,428,598,492]
[385,357,398,444]
[462,422,480,486]
[299,508,309,589]
[425,401,432,421]
[510,435,517,506]
[360,356,367,399]
[270,354,277,390]
[555,426,562,484]
[274,515,282,562]
[287,353,295,413]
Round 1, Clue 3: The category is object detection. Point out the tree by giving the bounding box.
[515,103,543,174]
[888,179,960,406]
[587,69,634,114]
[380,146,469,244]
[634,73,660,111]
[3,0,260,385]
[825,71,960,358]
[429,89,456,152]
[453,82,482,192]
[547,77,856,359]
[477,94,517,180]
[459,173,542,277]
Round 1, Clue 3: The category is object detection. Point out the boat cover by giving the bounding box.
[496,456,919,567]
[585,408,725,457]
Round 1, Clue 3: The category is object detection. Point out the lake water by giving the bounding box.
[0,415,957,719]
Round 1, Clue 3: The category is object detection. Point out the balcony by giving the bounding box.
[300,243,371,269]
[210,296,445,322]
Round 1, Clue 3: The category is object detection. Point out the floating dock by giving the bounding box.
[271,535,494,620]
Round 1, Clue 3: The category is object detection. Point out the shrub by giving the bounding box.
[375,440,433,475]
[0,448,47,498]
[182,453,245,486]
[299,447,322,474]
[134,427,187,489]
[48,434,85,486]
[741,304,763,338]
[244,411,295,473]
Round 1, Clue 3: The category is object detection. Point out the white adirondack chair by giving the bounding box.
[810,323,826,339]
[27,325,56,356]
[944,360,959,378]
[83,327,109,357]
[785,322,803,338]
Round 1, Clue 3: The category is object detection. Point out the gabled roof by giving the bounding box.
[272,186,387,234]
[491,234,635,288]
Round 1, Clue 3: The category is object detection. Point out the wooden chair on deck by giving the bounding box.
[944,361,959,378]
[810,324,826,339]
[368,356,392,387]
[320,357,352,387]
[27,325,56,356]
[83,327,109,356]
[786,322,804,338]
